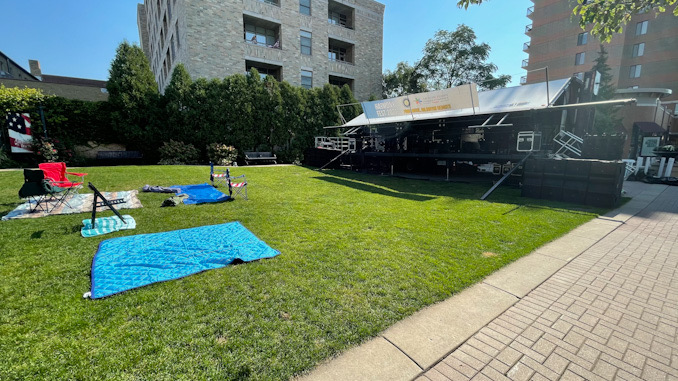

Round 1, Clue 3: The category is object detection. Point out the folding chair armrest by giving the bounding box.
[65,171,87,181]
[50,180,83,187]
[230,174,246,180]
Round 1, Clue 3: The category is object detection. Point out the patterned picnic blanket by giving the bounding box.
[2,190,143,220]
[87,221,280,299]
[81,215,137,238]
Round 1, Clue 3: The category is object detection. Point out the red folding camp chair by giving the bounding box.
[228,172,248,200]
[210,163,247,200]
[39,162,87,199]
[210,162,229,187]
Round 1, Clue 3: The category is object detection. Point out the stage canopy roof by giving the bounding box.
[341,78,572,128]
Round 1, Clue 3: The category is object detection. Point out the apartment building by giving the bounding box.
[521,0,678,103]
[137,0,384,100]
[521,1,678,155]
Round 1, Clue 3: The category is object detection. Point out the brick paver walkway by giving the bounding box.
[419,186,678,381]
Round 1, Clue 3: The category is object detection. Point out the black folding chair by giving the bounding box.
[18,169,68,213]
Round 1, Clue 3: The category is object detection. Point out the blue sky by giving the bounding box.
[1,0,531,86]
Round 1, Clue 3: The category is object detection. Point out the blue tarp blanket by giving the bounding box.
[88,221,279,299]
[170,183,230,204]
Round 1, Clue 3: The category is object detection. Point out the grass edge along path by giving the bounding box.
[0,165,600,380]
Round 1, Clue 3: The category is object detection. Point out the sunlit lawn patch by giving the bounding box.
[0,165,598,380]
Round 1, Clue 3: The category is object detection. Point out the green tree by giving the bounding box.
[591,45,622,134]
[0,85,50,114]
[162,63,193,142]
[457,0,678,42]
[275,82,305,162]
[416,25,511,91]
[222,73,254,153]
[382,61,426,98]
[106,41,159,150]
[337,85,361,122]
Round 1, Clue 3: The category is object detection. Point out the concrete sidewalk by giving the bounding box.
[299,182,678,380]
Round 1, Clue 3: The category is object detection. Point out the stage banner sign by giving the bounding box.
[5,112,33,153]
[361,84,479,120]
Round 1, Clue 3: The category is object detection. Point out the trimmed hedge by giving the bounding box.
[0,68,361,166]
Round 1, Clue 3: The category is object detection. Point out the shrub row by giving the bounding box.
[0,66,362,166]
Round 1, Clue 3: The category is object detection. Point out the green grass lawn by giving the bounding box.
[0,165,599,380]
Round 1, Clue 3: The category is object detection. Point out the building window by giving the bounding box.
[629,65,642,78]
[300,31,312,55]
[328,46,347,62]
[300,0,311,15]
[175,22,180,47]
[244,21,279,48]
[574,72,584,80]
[574,52,585,65]
[635,20,648,36]
[329,11,348,27]
[577,32,588,46]
[628,85,639,89]
[259,0,280,5]
[301,70,313,89]
[632,42,645,57]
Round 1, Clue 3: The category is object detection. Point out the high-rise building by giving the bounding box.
[137,0,384,101]
[522,1,678,154]
[522,1,678,103]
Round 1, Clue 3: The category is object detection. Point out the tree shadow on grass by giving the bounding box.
[313,176,436,202]
[313,170,493,201]
[315,170,606,215]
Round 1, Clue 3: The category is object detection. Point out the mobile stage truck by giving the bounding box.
[308,75,633,182]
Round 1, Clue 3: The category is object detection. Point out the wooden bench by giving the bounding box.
[96,151,143,165]
[244,151,277,165]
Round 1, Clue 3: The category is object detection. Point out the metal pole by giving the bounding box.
[545,67,550,106]
[39,105,48,138]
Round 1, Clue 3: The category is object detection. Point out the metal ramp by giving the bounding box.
[552,129,583,158]
[480,152,533,200]
[316,148,352,171]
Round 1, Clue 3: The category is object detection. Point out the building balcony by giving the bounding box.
[525,24,532,35]
[328,37,355,65]
[246,60,282,81]
[328,0,355,30]
[329,74,354,91]
[328,61,357,77]
[521,59,529,68]
[520,76,527,85]
[328,23,356,42]
[244,14,282,52]
[526,6,534,18]
[244,41,284,63]
[523,42,530,52]
[257,0,279,7]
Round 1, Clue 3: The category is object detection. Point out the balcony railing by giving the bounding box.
[520,76,527,85]
[523,42,530,51]
[526,6,534,17]
[258,0,280,6]
[245,38,282,49]
[525,24,533,34]
[521,59,529,68]
[328,57,354,65]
